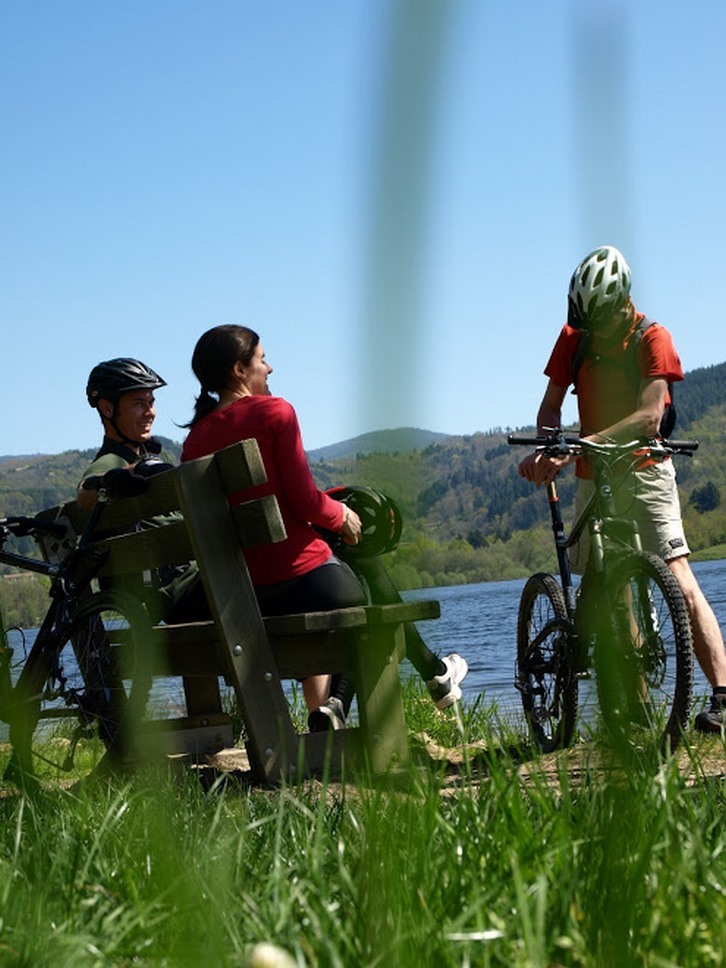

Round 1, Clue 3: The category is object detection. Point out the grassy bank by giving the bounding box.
[691,543,726,562]
[0,685,724,967]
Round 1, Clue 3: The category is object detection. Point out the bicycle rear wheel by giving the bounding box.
[6,591,154,783]
[516,573,578,752]
[594,551,693,756]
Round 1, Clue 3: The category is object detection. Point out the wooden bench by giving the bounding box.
[36,440,440,783]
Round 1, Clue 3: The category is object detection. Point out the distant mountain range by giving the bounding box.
[307,357,725,460]
[0,359,723,512]
[0,361,725,590]
[306,427,451,462]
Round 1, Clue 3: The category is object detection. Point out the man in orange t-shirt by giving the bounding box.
[518,245,726,733]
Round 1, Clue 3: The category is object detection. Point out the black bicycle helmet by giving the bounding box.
[86,358,167,408]
[320,486,403,560]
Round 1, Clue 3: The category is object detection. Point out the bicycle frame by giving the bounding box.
[0,491,114,720]
[544,447,645,618]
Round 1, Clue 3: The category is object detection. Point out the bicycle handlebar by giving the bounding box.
[659,440,700,453]
[507,431,699,458]
[0,515,68,539]
[507,433,579,448]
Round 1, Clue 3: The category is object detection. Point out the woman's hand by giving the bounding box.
[340,505,362,545]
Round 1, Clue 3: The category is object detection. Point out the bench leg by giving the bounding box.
[353,624,409,773]
[183,675,223,717]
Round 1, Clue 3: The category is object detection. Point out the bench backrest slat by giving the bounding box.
[95,495,287,577]
[79,438,268,536]
[230,495,287,548]
[92,475,183,533]
[214,438,269,492]
[97,520,193,576]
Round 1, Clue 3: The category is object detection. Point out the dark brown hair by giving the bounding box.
[185,324,260,427]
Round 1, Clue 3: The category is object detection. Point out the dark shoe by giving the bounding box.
[426,653,469,710]
[694,693,726,733]
[308,697,347,732]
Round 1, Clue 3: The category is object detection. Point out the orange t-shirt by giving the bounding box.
[544,312,684,477]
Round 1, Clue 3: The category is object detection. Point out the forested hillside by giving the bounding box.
[673,361,726,428]
[0,364,724,614]
[307,361,726,586]
[309,402,726,588]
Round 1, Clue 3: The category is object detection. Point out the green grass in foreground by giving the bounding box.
[0,683,724,967]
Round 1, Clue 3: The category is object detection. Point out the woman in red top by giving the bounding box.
[182,324,468,728]
[181,325,366,727]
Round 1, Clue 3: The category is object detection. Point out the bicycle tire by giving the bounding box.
[0,609,12,712]
[594,551,693,756]
[5,590,154,783]
[516,573,578,753]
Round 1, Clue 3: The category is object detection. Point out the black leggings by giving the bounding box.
[256,557,367,616]
[164,556,366,623]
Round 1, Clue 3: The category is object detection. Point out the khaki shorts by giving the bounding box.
[568,459,690,573]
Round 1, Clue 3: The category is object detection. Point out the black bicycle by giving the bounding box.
[0,476,154,784]
[508,432,697,757]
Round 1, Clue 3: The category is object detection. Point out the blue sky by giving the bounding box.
[2,1,724,456]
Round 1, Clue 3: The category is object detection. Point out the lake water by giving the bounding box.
[5,559,724,732]
[404,558,725,724]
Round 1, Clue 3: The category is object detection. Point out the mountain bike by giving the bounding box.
[0,476,154,784]
[508,432,697,757]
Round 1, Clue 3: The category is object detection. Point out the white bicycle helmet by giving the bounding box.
[567,245,631,329]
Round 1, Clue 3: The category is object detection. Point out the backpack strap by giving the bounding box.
[623,315,656,388]
[570,315,676,436]
[569,329,590,394]
[571,315,655,394]
[633,318,677,437]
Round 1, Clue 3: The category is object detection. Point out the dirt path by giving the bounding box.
[2,735,722,796]
[205,733,726,793]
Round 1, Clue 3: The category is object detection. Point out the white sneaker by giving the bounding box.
[426,653,469,710]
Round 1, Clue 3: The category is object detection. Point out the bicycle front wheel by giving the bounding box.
[6,591,154,783]
[595,551,693,755]
[516,573,578,753]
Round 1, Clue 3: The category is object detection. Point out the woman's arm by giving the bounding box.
[274,401,361,540]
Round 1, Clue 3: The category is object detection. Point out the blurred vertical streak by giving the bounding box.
[569,2,634,256]
[360,0,456,432]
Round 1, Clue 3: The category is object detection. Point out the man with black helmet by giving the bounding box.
[78,358,169,510]
[78,358,199,622]
[518,245,726,733]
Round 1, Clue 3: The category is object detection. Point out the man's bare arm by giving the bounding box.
[585,377,668,443]
[518,381,575,487]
